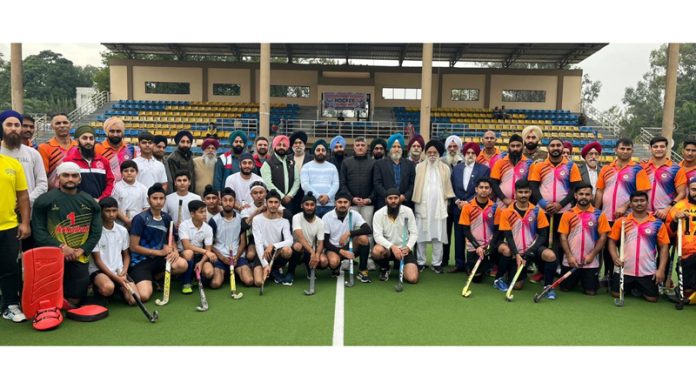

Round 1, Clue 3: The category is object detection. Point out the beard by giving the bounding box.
[293,146,305,155]
[333,151,345,158]
[80,145,95,159]
[444,152,463,166]
[275,148,287,157]
[464,155,476,164]
[241,167,253,176]
[410,149,422,159]
[689,194,696,205]
[3,132,21,149]
[335,207,347,218]
[509,150,522,161]
[257,147,268,157]
[390,150,402,162]
[550,150,562,158]
[315,154,326,162]
[525,142,538,151]
[203,152,217,168]
[303,209,316,220]
[577,198,590,207]
[387,203,400,217]
[108,136,122,145]
[232,145,244,155]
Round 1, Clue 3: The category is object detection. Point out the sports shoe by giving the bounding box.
[431,265,444,274]
[417,264,425,272]
[281,274,294,286]
[331,268,340,278]
[529,272,543,284]
[182,284,193,294]
[379,269,390,281]
[493,278,509,292]
[272,269,284,284]
[488,265,498,277]
[357,271,372,283]
[546,289,557,300]
[2,305,27,323]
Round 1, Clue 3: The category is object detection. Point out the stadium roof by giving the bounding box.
[102,43,607,68]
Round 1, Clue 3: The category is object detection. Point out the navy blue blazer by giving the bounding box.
[451,162,490,202]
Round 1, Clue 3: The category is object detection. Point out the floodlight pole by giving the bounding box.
[259,43,271,139]
[662,43,679,152]
[420,43,433,143]
[11,43,24,113]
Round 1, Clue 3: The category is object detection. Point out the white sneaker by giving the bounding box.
[2,305,27,323]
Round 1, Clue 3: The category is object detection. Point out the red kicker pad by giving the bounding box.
[66,305,108,322]
[33,307,63,331]
[22,247,65,320]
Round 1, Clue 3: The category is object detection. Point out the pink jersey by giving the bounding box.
[641,160,686,212]
[528,158,582,212]
[491,155,533,203]
[499,204,549,255]
[558,206,611,268]
[609,214,670,277]
[596,161,651,222]
[458,199,500,251]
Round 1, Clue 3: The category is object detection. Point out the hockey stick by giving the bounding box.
[395,217,408,293]
[155,221,174,306]
[229,250,243,300]
[345,211,354,287]
[533,267,577,303]
[614,219,625,307]
[676,218,685,310]
[260,248,279,296]
[195,268,208,312]
[505,262,525,302]
[304,267,316,296]
[461,255,483,298]
[549,214,554,247]
[124,276,158,323]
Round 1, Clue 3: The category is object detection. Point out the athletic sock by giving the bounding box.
[287,251,301,277]
[358,245,369,271]
[498,255,512,282]
[544,260,557,286]
[182,259,194,285]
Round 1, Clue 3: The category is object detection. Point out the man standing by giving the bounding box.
[562,141,573,160]
[558,183,611,296]
[641,136,687,220]
[680,139,696,183]
[608,191,670,302]
[412,140,454,273]
[579,141,602,195]
[442,135,464,168]
[96,117,137,183]
[522,125,544,161]
[301,140,340,218]
[370,138,387,160]
[166,131,196,193]
[340,137,375,235]
[213,130,246,191]
[476,130,502,169]
[253,136,270,173]
[38,113,76,189]
[450,142,490,272]
[133,131,168,192]
[329,135,347,172]
[0,119,31,322]
[373,133,416,210]
[225,153,262,209]
[32,162,102,307]
[261,135,301,214]
[153,135,168,162]
[490,134,532,207]
[372,189,419,283]
[595,138,651,280]
[193,136,220,197]
[289,131,312,213]
[64,126,114,201]
[406,134,425,165]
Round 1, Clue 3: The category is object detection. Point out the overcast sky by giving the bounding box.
[0,42,660,112]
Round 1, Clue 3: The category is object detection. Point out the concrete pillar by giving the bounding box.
[259,43,271,138]
[10,43,23,113]
[662,43,679,152]
[419,43,433,142]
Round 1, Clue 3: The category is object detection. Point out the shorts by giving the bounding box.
[517,246,549,281]
[559,266,600,292]
[213,257,249,271]
[128,256,166,284]
[680,254,696,291]
[611,273,658,298]
[64,261,90,299]
[376,249,417,267]
[466,250,492,275]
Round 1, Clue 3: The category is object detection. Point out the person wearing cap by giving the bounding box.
[521,125,545,161]
[321,191,373,280]
[225,153,262,209]
[261,135,301,214]
[640,135,687,220]
[562,141,573,160]
[328,135,347,172]
[63,125,115,201]
[373,133,416,210]
[289,131,312,214]
[0,113,31,322]
[407,134,425,165]
[165,130,196,194]
[442,135,464,168]
[476,131,502,169]
[213,130,247,192]
[133,131,169,192]
[96,117,138,184]
[301,139,340,218]
[370,138,387,161]
[412,139,455,273]
[449,141,490,272]
[32,161,103,307]
[192,135,220,197]
[253,136,270,173]
[38,113,77,189]
[579,141,602,195]
[372,188,419,283]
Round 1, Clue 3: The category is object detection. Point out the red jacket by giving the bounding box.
[63,147,114,200]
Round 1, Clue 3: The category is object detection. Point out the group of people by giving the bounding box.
[1,107,696,324]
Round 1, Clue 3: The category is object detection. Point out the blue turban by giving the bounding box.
[387,133,405,150]
[330,135,346,151]
[0,110,23,126]
[229,130,248,145]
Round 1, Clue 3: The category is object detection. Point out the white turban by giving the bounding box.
[55,162,81,176]
[445,135,463,151]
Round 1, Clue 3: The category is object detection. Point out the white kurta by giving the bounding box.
[416,163,448,243]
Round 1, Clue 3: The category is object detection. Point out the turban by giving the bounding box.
[302,191,317,203]
[562,141,573,151]
[174,130,194,144]
[289,130,308,145]
[250,181,267,192]
[521,125,543,140]
[240,152,254,162]
[55,162,81,176]
[387,133,405,150]
[581,141,602,159]
[330,135,346,151]
[462,142,480,156]
[229,130,247,145]
[103,117,125,132]
[203,185,217,198]
[407,134,425,150]
[312,139,329,153]
[74,125,95,139]
[385,188,401,198]
[0,110,23,126]
[370,138,387,151]
[335,191,352,202]
[424,139,445,156]
[272,135,290,150]
[201,137,220,150]
[153,135,168,145]
[445,135,463,151]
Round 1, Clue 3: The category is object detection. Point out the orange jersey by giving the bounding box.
[641,159,687,212]
[666,200,696,258]
[476,148,502,169]
[558,205,611,268]
[490,155,533,202]
[95,141,138,183]
[37,137,77,189]
[679,161,696,185]
[528,157,582,211]
[499,204,549,254]
[596,160,651,222]
[458,199,501,251]
[609,213,670,277]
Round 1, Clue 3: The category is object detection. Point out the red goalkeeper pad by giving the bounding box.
[66,305,109,322]
[21,247,64,319]
[33,307,63,331]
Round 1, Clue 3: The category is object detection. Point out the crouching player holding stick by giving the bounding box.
[251,190,293,287]
[667,179,696,304]
[209,188,249,289]
[178,200,215,294]
[458,178,500,284]
[608,191,670,303]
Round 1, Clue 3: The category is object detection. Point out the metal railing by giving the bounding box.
[279,119,408,139]
[639,127,683,162]
[34,90,111,142]
[585,104,623,137]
